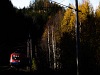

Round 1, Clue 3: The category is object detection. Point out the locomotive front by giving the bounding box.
[10,51,29,68]
[10,52,21,67]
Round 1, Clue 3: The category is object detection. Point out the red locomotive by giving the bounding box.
[10,50,29,68]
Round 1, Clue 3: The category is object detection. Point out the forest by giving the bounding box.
[0,0,100,75]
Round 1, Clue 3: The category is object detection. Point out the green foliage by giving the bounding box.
[32,58,37,71]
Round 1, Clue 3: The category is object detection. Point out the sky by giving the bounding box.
[10,0,100,10]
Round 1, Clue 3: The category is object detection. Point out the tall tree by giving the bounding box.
[60,4,76,74]
[95,2,100,71]
[78,0,96,74]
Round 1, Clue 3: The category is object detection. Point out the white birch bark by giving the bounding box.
[48,25,51,68]
[52,26,56,69]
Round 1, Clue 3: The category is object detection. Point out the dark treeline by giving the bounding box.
[0,0,100,75]
[0,0,33,65]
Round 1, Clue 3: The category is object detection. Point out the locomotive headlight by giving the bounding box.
[18,60,20,62]
[13,55,15,57]
[15,55,19,57]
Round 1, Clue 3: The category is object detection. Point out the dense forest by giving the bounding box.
[0,0,100,75]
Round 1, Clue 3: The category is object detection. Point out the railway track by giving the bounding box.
[0,65,17,72]
[0,65,28,72]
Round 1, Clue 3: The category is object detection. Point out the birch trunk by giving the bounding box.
[52,26,56,69]
[27,33,32,71]
[48,25,51,68]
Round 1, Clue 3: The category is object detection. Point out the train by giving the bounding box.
[10,50,29,68]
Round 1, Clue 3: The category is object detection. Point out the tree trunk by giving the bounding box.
[52,26,56,69]
[48,25,51,68]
